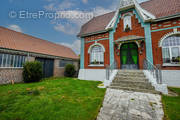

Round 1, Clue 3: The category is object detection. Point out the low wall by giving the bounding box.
[0,68,23,84]
[162,70,180,87]
[78,69,106,81]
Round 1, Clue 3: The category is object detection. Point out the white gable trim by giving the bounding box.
[133,0,156,21]
[105,0,156,30]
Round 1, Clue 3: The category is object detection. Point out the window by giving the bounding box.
[162,35,180,64]
[0,53,26,68]
[123,15,132,31]
[90,45,104,65]
[59,60,73,68]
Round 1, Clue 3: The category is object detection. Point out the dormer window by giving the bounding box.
[123,15,132,31]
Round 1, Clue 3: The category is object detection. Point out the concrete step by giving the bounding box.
[110,83,154,90]
[116,73,145,77]
[108,86,160,94]
[117,70,144,73]
[111,80,152,87]
[114,77,148,82]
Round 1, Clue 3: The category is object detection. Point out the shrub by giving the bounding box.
[64,64,76,77]
[23,61,43,83]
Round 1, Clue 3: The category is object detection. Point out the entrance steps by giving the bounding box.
[108,70,159,94]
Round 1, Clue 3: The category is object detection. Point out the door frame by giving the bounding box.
[120,42,139,69]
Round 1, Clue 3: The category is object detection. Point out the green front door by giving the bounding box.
[120,43,139,69]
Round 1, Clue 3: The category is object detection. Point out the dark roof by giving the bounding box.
[141,0,180,18]
[78,11,115,36]
[0,26,78,59]
[78,0,180,37]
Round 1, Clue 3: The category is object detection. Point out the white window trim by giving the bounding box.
[162,46,180,64]
[123,15,132,31]
[160,32,180,66]
[88,64,104,67]
[88,43,105,66]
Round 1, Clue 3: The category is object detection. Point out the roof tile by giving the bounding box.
[0,27,78,59]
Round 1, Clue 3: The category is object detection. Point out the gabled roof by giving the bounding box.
[0,26,78,59]
[78,0,180,37]
[141,0,180,18]
[78,11,116,37]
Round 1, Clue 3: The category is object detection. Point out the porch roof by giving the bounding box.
[115,35,144,43]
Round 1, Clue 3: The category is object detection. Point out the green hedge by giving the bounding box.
[23,61,43,83]
[64,64,76,77]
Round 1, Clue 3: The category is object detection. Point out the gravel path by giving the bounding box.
[97,88,164,120]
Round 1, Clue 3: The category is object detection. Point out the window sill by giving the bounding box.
[88,64,104,67]
[163,63,180,67]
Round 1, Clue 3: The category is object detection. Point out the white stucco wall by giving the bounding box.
[78,69,106,81]
[162,70,180,87]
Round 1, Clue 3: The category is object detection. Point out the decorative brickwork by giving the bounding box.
[151,18,180,31]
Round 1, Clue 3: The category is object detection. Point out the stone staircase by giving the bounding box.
[108,70,159,94]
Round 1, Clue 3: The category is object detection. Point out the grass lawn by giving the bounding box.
[0,77,106,120]
[162,87,180,120]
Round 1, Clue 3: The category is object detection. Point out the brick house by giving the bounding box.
[78,0,180,87]
[0,26,79,84]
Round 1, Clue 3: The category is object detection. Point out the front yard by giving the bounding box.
[162,87,180,120]
[0,78,106,120]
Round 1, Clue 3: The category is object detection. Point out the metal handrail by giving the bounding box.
[143,58,162,84]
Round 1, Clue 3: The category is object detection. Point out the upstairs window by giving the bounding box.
[162,34,180,64]
[90,45,104,65]
[123,15,132,31]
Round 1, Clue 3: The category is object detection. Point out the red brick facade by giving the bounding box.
[151,18,180,70]
[84,32,110,69]
[83,12,180,70]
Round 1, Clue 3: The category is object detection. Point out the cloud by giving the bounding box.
[82,0,88,4]
[54,23,78,35]
[7,24,23,33]
[44,3,55,11]
[58,0,75,10]
[44,0,75,11]
[52,10,93,35]
[93,0,118,16]
[60,39,81,54]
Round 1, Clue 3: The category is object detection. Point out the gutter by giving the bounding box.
[152,13,180,22]
[77,30,109,38]
[0,47,79,61]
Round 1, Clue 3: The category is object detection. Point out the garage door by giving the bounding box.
[36,58,54,78]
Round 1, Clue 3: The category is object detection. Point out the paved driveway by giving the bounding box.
[97,89,164,120]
